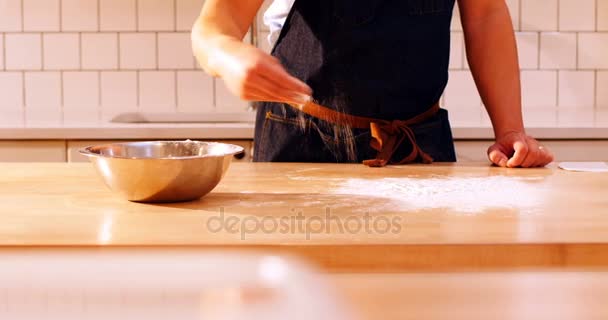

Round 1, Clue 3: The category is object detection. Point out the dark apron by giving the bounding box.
[253,0,458,163]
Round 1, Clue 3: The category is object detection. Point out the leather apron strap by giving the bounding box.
[289,101,440,167]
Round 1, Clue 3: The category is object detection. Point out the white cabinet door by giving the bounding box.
[0,141,66,162]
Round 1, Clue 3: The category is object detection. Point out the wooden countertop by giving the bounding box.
[2,162,607,271]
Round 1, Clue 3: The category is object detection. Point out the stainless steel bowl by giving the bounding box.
[79,141,244,203]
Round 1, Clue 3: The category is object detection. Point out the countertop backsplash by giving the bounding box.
[0,0,607,130]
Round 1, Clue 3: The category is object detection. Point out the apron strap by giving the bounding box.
[288,101,440,167]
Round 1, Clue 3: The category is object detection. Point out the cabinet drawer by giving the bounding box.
[0,141,66,162]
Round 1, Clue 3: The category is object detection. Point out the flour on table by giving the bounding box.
[286,175,548,214]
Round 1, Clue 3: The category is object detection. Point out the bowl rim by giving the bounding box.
[78,140,245,160]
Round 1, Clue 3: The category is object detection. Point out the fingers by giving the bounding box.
[520,137,540,168]
[505,138,554,168]
[487,145,509,167]
[506,140,529,168]
[258,58,312,97]
[239,57,312,104]
[244,74,309,104]
[533,146,554,167]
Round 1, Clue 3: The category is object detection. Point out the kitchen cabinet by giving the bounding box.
[0,141,66,162]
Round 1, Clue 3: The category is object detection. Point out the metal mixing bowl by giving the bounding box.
[79,141,244,203]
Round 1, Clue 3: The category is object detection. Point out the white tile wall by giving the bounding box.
[0,34,4,70]
[138,0,175,31]
[176,0,204,31]
[521,0,558,31]
[558,71,595,108]
[0,0,22,31]
[81,33,118,69]
[539,32,577,69]
[139,71,176,113]
[5,33,41,70]
[444,71,481,108]
[100,71,137,120]
[215,79,249,112]
[0,0,606,130]
[62,71,99,124]
[449,32,463,69]
[176,71,213,112]
[506,0,520,30]
[43,33,79,70]
[100,0,136,31]
[22,0,60,32]
[559,0,595,31]
[578,33,608,69]
[520,71,558,108]
[119,33,156,69]
[24,72,61,125]
[158,33,195,69]
[598,71,608,109]
[516,32,539,69]
[61,0,98,31]
[0,72,24,125]
[599,0,608,31]
[558,108,595,127]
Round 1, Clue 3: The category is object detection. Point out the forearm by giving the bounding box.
[459,1,524,138]
[191,0,263,76]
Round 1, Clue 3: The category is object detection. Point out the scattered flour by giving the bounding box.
[330,176,548,214]
[283,174,549,214]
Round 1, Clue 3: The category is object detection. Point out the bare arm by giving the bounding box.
[459,0,553,168]
[191,0,311,103]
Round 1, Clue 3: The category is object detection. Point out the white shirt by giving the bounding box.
[263,0,295,47]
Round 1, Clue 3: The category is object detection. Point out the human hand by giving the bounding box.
[207,38,312,104]
[487,131,554,168]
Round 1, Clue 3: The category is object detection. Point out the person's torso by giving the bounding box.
[268,0,456,120]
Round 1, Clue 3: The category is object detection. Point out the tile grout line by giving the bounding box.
[60,70,65,125]
[518,0,522,31]
[536,31,541,69]
[575,32,579,69]
[1,33,5,71]
[96,0,100,32]
[39,33,44,70]
[135,0,139,31]
[556,69,561,113]
[173,0,177,31]
[174,70,179,111]
[136,70,140,111]
[21,71,26,125]
[173,70,177,112]
[155,32,159,70]
[97,70,101,123]
[594,70,598,110]
[20,0,24,31]
[116,32,121,69]
[596,0,599,32]
[58,0,62,32]
[212,77,217,110]
[556,0,561,32]
[78,32,83,69]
